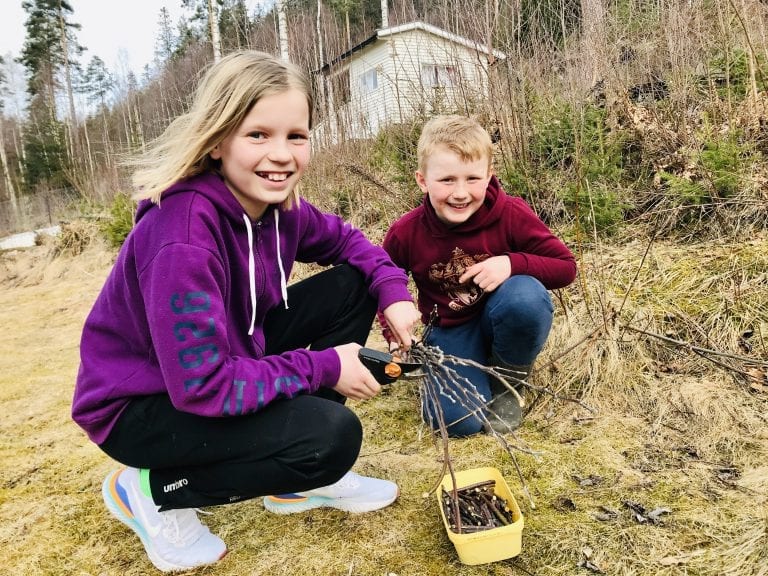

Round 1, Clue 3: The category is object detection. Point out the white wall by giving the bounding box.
[314,27,496,143]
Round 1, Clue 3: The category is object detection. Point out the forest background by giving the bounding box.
[0,0,767,575]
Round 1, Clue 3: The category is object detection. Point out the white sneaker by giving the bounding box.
[102,468,227,572]
[263,471,399,514]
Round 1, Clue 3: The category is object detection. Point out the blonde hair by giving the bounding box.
[417,115,493,174]
[130,51,313,204]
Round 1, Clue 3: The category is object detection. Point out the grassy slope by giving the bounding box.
[0,234,766,576]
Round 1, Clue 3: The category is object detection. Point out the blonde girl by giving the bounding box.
[73,51,420,572]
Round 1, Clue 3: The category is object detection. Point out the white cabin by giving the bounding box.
[313,21,506,144]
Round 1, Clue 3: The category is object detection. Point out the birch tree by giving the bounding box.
[277,0,290,61]
[0,57,19,216]
[580,0,605,83]
[209,0,222,62]
[182,0,224,62]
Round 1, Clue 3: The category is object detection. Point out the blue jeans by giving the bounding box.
[423,275,554,436]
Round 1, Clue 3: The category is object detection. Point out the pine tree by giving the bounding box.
[81,56,114,112]
[18,0,81,191]
[19,0,81,117]
[219,0,252,52]
[154,7,178,67]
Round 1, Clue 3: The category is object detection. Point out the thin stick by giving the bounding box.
[625,325,768,366]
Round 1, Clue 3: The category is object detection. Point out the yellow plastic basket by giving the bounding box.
[436,467,524,565]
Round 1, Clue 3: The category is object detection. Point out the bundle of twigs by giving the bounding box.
[402,341,596,511]
[440,479,515,534]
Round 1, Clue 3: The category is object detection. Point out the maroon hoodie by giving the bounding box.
[381,176,576,336]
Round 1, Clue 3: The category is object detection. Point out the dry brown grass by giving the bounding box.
[0,231,766,576]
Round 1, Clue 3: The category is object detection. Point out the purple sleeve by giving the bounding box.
[142,244,340,417]
[377,224,410,344]
[295,202,413,309]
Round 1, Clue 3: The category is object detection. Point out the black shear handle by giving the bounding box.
[358,347,403,384]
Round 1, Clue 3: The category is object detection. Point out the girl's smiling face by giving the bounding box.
[210,88,310,220]
[415,146,492,226]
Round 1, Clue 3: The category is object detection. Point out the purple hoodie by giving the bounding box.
[72,172,412,444]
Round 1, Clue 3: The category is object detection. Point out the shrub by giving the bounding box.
[658,170,707,205]
[560,181,629,237]
[530,101,577,170]
[530,100,630,236]
[699,138,746,199]
[369,121,422,186]
[657,136,752,207]
[497,164,535,200]
[100,193,136,249]
[705,49,768,100]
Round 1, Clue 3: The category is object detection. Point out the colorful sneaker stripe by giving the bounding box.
[109,470,134,519]
[265,493,309,503]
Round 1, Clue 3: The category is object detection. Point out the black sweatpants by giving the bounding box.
[99,264,378,510]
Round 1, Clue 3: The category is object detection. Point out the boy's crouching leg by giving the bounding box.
[421,376,488,437]
[484,361,531,433]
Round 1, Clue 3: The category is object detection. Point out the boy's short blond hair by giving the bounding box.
[417,115,493,173]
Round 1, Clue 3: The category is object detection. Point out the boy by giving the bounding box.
[381,115,577,436]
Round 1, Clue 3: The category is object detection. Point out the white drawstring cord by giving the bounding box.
[243,214,257,336]
[274,210,289,309]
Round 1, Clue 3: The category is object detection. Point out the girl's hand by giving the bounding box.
[459,256,511,293]
[332,343,381,400]
[381,301,421,351]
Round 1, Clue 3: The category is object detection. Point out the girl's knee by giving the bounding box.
[300,402,362,475]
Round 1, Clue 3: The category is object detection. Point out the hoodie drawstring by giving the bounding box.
[242,210,289,337]
[243,214,257,336]
[274,210,289,310]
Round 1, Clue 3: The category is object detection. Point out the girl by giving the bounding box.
[72,51,421,572]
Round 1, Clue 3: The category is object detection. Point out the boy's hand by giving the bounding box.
[332,343,381,400]
[459,256,511,293]
[381,301,421,351]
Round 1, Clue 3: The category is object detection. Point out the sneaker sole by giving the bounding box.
[102,470,225,573]
[263,489,399,515]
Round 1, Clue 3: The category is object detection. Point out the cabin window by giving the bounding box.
[421,64,458,88]
[360,69,378,93]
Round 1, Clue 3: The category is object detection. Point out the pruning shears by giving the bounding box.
[360,306,438,384]
[358,347,425,384]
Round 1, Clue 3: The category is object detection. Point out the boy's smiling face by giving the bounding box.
[416,146,492,226]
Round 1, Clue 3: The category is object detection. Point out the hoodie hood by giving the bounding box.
[136,172,246,225]
[422,175,506,236]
